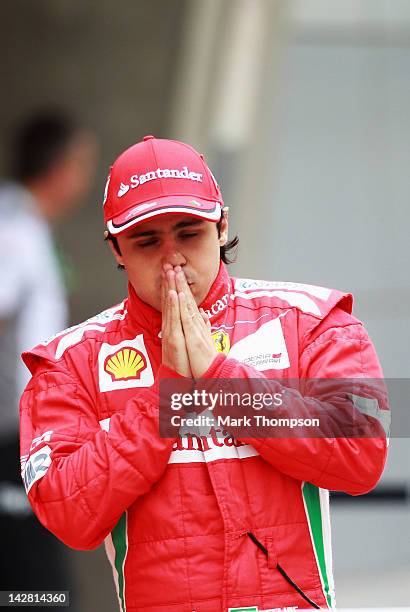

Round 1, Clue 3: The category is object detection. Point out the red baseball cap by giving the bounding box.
[103,135,224,235]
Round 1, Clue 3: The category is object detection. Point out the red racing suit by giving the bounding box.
[19,263,388,612]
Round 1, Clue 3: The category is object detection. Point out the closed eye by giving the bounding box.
[138,239,158,248]
[136,231,199,247]
[179,232,198,240]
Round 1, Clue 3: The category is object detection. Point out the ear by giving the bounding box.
[105,231,125,268]
[218,207,229,246]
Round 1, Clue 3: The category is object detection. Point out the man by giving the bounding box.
[0,110,96,596]
[20,135,388,612]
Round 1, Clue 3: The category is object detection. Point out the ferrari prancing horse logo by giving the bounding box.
[212,330,230,355]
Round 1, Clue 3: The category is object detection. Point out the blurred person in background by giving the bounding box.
[19,136,388,611]
[0,110,97,596]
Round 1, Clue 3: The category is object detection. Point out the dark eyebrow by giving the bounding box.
[172,219,204,230]
[127,229,157,238]
[127,219,204,239]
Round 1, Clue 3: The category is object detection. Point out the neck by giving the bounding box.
[25,181,57,221]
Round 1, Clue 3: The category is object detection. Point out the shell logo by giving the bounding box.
[212,330,230,355]
[104,347,147,381]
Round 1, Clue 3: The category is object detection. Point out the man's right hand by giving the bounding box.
[161,263,192,377]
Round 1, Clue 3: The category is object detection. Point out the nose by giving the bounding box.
[160,239,187,267]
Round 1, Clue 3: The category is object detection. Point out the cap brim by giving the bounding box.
[107,196,222,235]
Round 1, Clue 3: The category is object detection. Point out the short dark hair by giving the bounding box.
[105,217,239,269]
[9,109,80,183]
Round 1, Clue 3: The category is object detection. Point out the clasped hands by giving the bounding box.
[161,263,218,378]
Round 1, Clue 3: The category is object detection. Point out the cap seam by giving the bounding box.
[202,154,213,195]
[149,138,164,198]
